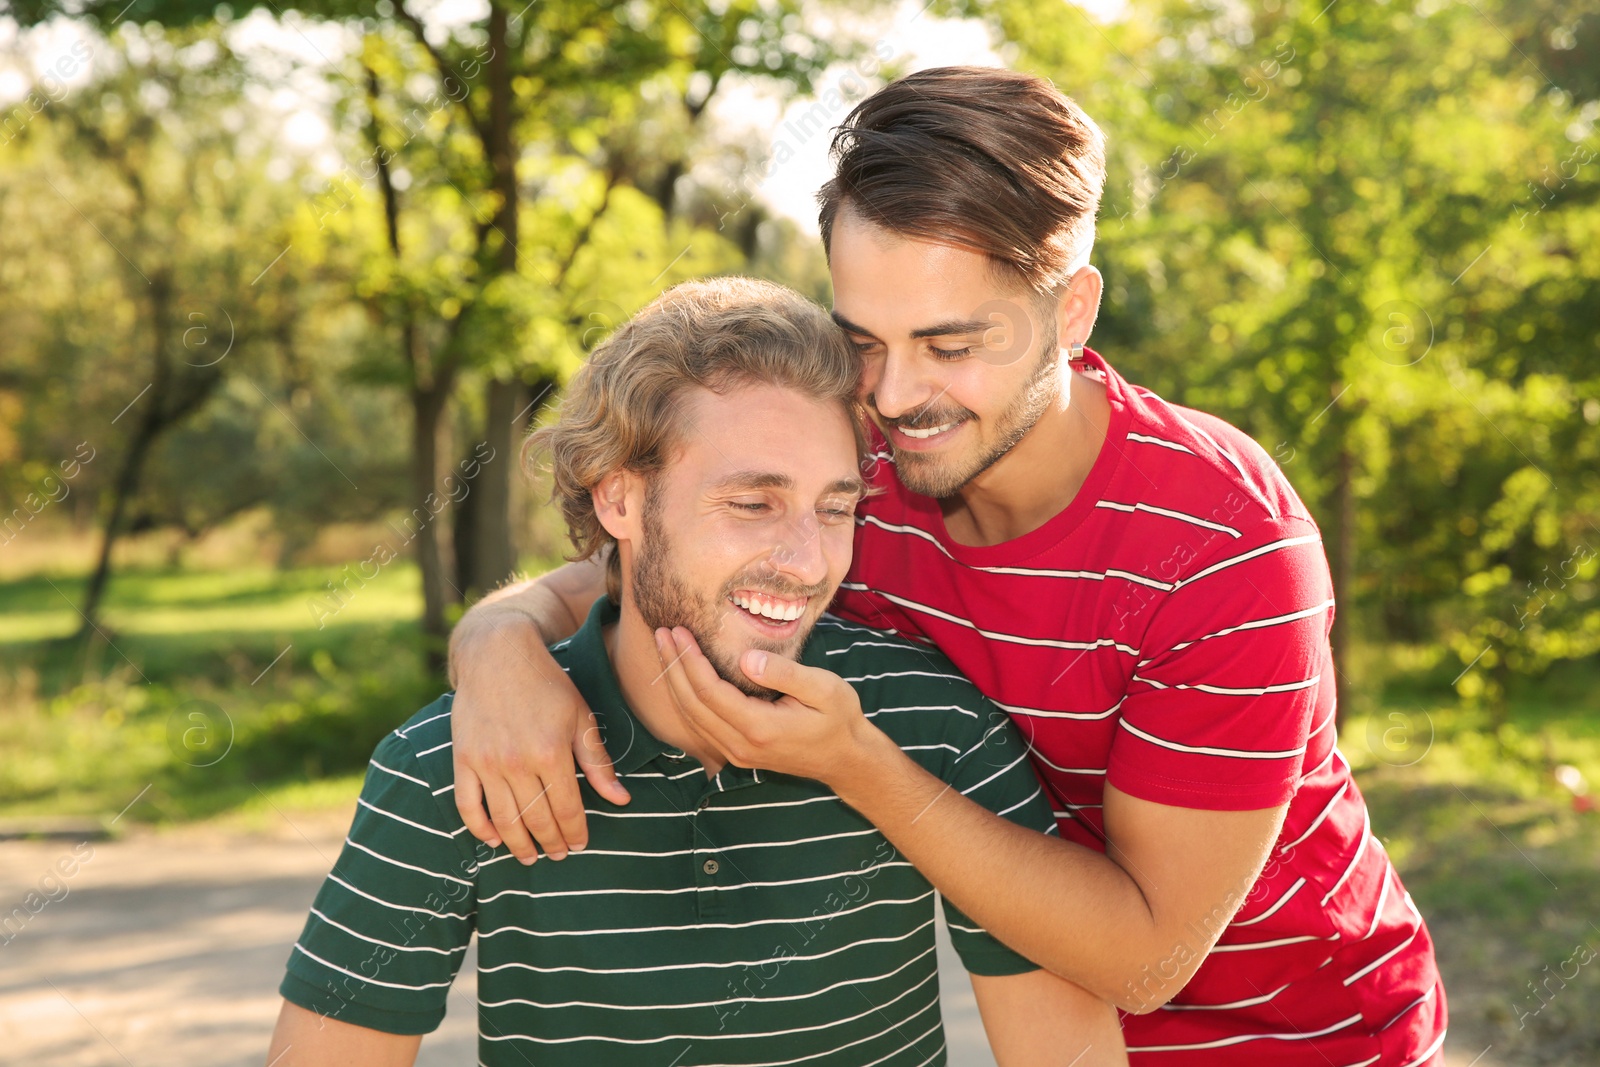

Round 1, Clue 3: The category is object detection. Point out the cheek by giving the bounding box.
[824,526,856,580]
[948,366,1005,419]
[705,522,761,564]
[703,516,784,574]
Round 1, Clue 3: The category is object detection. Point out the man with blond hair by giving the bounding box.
[267,277,1126,1066]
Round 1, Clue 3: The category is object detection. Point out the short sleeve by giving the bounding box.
[279,722,478,1034]
[1108,517,1334,810]
[936,689,1059,977]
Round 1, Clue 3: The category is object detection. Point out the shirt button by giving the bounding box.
[702,858,720,876]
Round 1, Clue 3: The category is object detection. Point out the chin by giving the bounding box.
[706,647,784,701]
[731,678,784,702]
[708,623,817,702]
[892,453,971,499]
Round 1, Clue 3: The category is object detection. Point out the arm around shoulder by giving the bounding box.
[446,554,630,864]
[446,555,607,687]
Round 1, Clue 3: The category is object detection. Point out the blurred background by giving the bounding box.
[0,0,1597,1063]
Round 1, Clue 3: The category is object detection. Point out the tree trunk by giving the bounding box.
[456,378,521,599]
[367,58,460,673]
[460,0,526,602]
[77,418,158,640]
[77,270,176,640]
[410,375,456,671]
[451,439,480,598]
[487,0,515,275]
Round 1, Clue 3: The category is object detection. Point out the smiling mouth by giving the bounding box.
[897,420,963,439]
[728,590,809,624]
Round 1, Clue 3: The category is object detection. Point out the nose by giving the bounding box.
[766,512,829,589]
[868,349,936,423]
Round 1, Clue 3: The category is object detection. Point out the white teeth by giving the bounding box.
[731,593,806,622]
[899,422,957,440]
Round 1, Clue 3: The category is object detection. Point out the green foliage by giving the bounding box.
[0,562,441,821]
[0,22,408,558]
[989,0,1600,705]
[2,0,1594,759]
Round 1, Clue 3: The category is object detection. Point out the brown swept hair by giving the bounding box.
[817,66,1107,294]
[528,276,864,602]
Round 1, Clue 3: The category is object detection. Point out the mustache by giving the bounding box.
[866,396,975,432]
[721,572,830,603]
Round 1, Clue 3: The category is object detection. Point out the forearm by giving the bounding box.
[658,631,1281,1010]
[266,1001,421,1067]
[971,970,1127,1066]
[447,557,605,686]
[831,731,1164,1008]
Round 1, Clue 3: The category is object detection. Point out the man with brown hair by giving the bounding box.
[446,68,1447,1065]
[268,277,1126,1066]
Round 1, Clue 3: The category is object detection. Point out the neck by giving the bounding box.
[604,601,726,775]
[942,364,1111,546]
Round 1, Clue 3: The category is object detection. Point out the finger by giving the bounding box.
[652,627,739,751]
[660,628,767,761]
[511,776,572,862]
[481,775,541,865]
[738,649,842,708]
[452,760,501,848]
[573,706,630,808]
[653,627,719,731]
[543,765,591,854]
[674,627,758,712]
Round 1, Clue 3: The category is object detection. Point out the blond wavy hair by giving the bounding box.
[528,277,864,601]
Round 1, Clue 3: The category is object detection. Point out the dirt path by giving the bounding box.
[0,811,1493,1066]
[0,810,996,1066]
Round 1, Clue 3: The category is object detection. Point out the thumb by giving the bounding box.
[572,706,630,805]
[740,650,839,707]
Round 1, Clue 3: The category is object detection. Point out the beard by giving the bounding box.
[876,318,1061,499]
[630,483,827,700]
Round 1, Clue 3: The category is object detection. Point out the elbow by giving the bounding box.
[1042,969,1168,1016]
[1103,955,1203,1015]
[1115,990,1176,1016]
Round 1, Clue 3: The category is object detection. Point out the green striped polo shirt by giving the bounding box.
[280,597,1058,1065]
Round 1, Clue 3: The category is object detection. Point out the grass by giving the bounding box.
[0,560,444,824]
[2,560,1598,1062]
[1342,658,1600,1064]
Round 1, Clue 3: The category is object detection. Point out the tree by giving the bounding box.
[0,23,319,638]
[369,0,856,600]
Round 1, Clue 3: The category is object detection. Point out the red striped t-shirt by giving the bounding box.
[833,348,1447,1066]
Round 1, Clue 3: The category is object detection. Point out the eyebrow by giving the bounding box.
[822,477,869,499]
[711,470,867,499]
[831,310,991,340]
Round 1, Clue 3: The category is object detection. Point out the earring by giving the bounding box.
[1068,341,1085,363]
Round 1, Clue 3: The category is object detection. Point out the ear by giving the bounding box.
[1057,264,1104,351]
[592,470,645,545]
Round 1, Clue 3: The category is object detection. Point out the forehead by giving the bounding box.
[829,209,1027,332]
[670,382,859,492]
